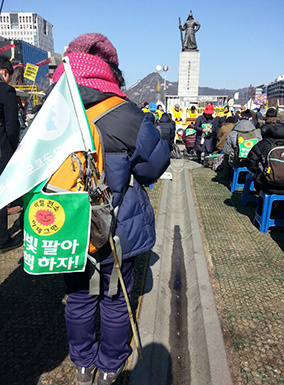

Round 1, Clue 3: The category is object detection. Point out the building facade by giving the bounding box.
[267,77,284,106]
[0,39,49,85]
[256,76,284,106]
[0,12,54,52]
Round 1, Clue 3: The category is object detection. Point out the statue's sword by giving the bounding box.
[179,17,184,48]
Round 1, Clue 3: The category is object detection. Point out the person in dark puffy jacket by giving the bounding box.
[194,104,215,164]
[52,33,170,385]
[0,55,22,252]
[182,123,196,155]
[260,107,279,136]
[157,112,175,151]
[246,117,284,195]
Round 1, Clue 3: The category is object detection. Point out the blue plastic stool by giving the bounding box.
[230,166,251,193]
[253,191,284,233]
[240,173,259,206]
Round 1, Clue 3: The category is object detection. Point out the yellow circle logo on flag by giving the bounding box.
[238,137,244,144]
[244,141,253,148]
[29,198,65,236]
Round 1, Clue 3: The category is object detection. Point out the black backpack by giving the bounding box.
[264,140,284,186]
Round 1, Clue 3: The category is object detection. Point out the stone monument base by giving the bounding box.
[178,50,200,97]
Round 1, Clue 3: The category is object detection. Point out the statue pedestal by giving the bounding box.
[178,50,200,97]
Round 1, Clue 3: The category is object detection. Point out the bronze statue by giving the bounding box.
[179,11,201,51]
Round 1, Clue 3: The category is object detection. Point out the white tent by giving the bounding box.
[244,98,259,110]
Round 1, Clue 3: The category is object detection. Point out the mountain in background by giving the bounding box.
[126,72,249,106]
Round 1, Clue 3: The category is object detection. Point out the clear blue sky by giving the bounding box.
[5,0,284,90]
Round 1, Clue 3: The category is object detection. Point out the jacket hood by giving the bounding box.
[263,121,284,139]
[44,83,121,108]
[159,113,170,123]
[78,85,126,108]
[145,112,155,125]
[233,119,256,132]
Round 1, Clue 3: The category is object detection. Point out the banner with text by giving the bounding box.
[24,63,39,81]
[24,183,91,274]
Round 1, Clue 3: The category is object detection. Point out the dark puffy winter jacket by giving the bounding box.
[0,80,20,174]
[81,86,171,264]
[194,114,215,153]
[182,124,196,148]
[246,121,284,195]
[157,113,175,150]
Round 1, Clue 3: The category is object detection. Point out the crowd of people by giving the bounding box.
[2,35,284,384]
[141,100,284,196]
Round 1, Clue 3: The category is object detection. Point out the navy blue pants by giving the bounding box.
[64,258,134,371]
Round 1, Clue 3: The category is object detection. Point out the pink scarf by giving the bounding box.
[52,52,126,97]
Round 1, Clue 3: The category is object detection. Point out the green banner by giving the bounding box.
[23,183,91,274]
[202,123,212,137]
[238,138,258,158]
[185,128,196,136]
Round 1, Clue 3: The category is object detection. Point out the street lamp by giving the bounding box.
[156,65,169,107]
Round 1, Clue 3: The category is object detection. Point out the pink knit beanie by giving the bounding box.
[64,33,119,66]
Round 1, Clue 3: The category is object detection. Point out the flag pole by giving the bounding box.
[62,57,142,359]
[62,57,95,152]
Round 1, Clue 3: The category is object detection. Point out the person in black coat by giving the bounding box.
[246,116,284,195]
[260,107,279,136]
[157,112,175,151]
[194,104,215,164]
[0,55,21,251]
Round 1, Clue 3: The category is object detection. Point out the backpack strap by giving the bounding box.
[87,96,127,124]
[86,96,129,297]
[86,97,127,178]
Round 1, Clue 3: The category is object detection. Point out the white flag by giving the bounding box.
[0,57,94,210]
[234,92,239,100]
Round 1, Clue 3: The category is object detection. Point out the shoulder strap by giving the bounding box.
[85,96,127,176]
[86,97,129,297]
[86,96,127,123]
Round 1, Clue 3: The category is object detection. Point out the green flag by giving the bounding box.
[5,57,96,275]
[0,57,94,210]
[23,181,90,274]
[238,138,258,158]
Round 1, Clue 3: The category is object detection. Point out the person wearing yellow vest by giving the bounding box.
[156,104,164,119]
[142,102,149,113]
[172,104,185,129]
[222,105,230,118]
[187,105,198,119]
